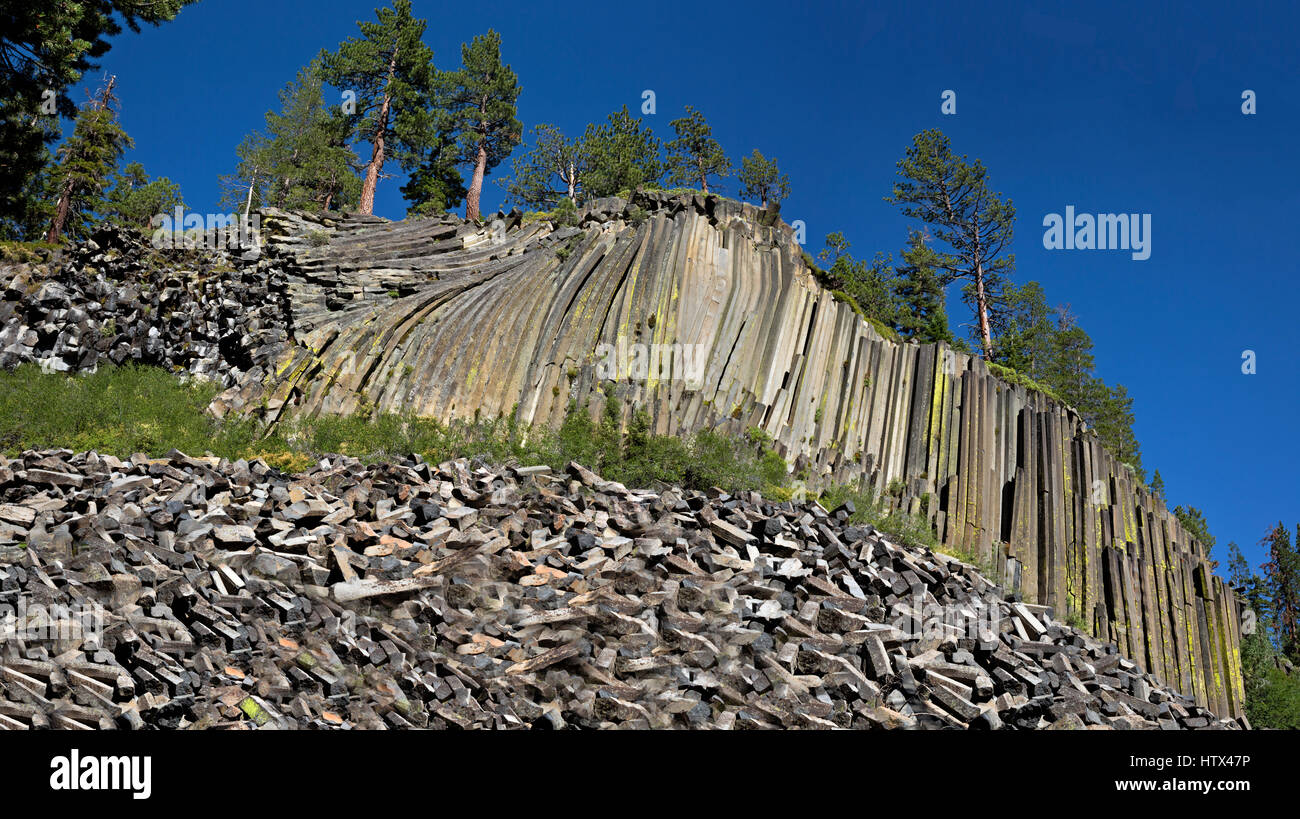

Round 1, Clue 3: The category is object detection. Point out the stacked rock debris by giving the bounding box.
[0,449,1245,730]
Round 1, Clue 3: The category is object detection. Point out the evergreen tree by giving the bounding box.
[502,124,585,210]
[994,281,1055,377]
[319,0,439,215]
[817,232,900,330]
[0,121,58,241]
[46,76,132,243]
[445,30,522,221]
[1149,469,1166,505]
[1092,383,1143,480]
[1045,307,1097,410]
[221,65,360,215]
[102,162,183,229]
[579,106,663,199]
[0,1,194,233]
[886,129,1014,359]
[503,108,661,210]
[401,108,465,215]
[737,149,789,208]
[1174,506,1216,553]
[219,132,274,217]
[665,106,731,193]
[891,229,952,343]
[1263,522,1300,661]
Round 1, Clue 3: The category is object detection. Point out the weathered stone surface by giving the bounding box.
[0,448,1243,730]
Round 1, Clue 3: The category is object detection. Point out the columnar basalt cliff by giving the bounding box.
[0,192,1244,717]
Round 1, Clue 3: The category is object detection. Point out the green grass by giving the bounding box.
[0,364,961,556]
[0,364,261,460]
[0,365,789,494]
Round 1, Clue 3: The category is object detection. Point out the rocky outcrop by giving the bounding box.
[0,449,1245,730]
[0,193,1245,717]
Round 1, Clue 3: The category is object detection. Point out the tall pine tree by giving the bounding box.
[222,64,360,215]
[445,30,522,221]
[46,76,132,243]
[580,106,662,199]
[1263,523,1300,661]
[319,0,438,215]
[665,106,730,193]
[738,149,789,209]
[886,129,1014,360]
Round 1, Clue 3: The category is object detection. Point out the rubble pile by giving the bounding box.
[0,224,292,384]
[0,449,1245,730]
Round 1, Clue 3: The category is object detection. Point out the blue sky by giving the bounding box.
[67,0,1298,572]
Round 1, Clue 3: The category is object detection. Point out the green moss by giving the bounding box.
[986,361,1063,403]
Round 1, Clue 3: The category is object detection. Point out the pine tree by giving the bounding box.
[891,229,952,343]
[319,0,439,215]
[737,149,789,209]
[1093,383,1143,480]
[0,120,58,240]
[221,65,360,215]
[817,233,900,330]
[503,108,661,210]
[993,281,1055,377]
[219,133,273,218]
[102,162,183,229]
[0,1,194,234]
[402,107,465,216]
[580,106,663,199]
[445,30,522,221]
[665,106,730,193]
[886,129,1014,359]
[502,124,585,210]
[1149,470,1166,504]
[1263,523,1300,661]
[46,76,133,243]
[1174,506,1216,553]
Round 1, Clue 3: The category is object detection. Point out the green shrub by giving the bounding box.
[0,364,260,460]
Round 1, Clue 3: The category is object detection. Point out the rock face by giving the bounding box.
[0,193,1244,717]
[0,449,1245,730]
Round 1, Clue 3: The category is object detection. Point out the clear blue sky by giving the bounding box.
[67,0,1298,573]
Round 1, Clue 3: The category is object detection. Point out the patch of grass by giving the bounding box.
[0,363,261,460]
[0,240,60,264]
[987,361,1063,404]
[819,483,942,553]
[0,366,965,569]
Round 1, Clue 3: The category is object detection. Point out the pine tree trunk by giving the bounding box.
[466,141,487,221]
[698,156,707,194]
[46,176,75,242]
[974,262,993,359]
[358,55,398,216]
[567,161,575,202]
